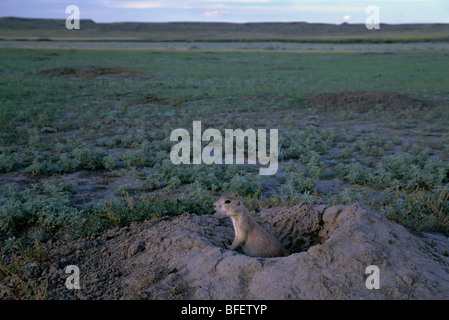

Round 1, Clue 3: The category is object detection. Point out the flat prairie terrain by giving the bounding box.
[1,18,449,42]
[0,42,448,299]
[2,40,449,52]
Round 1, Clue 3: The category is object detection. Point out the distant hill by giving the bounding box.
[1,17,448,42]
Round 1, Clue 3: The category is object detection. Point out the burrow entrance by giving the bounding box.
[255,203,339,255]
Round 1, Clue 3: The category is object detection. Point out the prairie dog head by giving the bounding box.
[213,196,246,217]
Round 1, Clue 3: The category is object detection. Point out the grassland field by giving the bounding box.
[2,40,449,52]
[0,45,448,254]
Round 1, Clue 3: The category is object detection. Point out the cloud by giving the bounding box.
[101,1,163,9]
[198,0,269,2]
[71,0,447,23]
[101,1,189,9]
[287,4,364,13]
[202,10,231,18]
[101,0,270,9]
[99,1,364,15]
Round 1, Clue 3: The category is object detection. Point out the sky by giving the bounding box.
[0,0,448,24]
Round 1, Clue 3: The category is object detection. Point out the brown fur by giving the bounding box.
[214,196,288,258]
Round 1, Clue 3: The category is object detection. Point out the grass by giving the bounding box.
[1,18,449,42]
[0,47,448,250]
[0,236,50,299]
[380,185,449,234]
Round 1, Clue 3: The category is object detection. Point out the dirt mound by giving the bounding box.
[2,203,449,299]
[40,65,146,79]
[137,93,185,105]
[306,91,430,112]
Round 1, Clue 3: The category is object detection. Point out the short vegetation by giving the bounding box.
[1,48,448,255]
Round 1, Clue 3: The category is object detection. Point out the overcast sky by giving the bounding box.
[1,0,448,24]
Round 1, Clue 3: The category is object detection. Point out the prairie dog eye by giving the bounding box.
[224,199,231,204]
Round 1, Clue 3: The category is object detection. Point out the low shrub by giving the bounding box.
[0,181,77,236]
[381,185,449,234]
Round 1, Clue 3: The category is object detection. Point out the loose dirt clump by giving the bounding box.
[2,203,449,300]
[40,65,146,80]
[136,93,185,105]
[306,91,430,112]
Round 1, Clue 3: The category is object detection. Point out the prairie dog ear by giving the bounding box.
[237,200,242,206]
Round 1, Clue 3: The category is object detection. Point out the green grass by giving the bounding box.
[0,48,448,245]
[1,18,449,42]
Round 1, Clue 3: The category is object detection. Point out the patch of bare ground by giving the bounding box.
[306,90,431,112]
[40,65,147,80]
[2,203,449,299]
[136,93,185,105]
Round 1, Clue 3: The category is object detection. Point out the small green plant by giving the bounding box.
[339,160,371,185]
[102,154,117,171]
[371,152,448,190]
[381,185,449,234]
[165,176,182,190]
[57,154,81,173]
[0,181,77,236]
[224,172,263,197]
[71,193,214,237]
[121,150,148,167]
[280,127,335,161]
[73,148,105,170]
[332,187,364,205]
[252,188,316,209]
[283,161,316,193]
[0,151,28,173]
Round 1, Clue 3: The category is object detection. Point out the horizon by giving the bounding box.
[2,16,448,26]
[0,1,448,25]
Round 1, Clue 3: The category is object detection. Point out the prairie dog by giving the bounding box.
[213,196,288,258]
